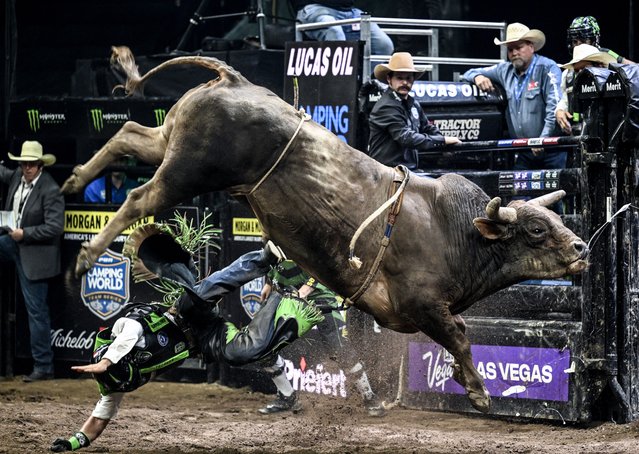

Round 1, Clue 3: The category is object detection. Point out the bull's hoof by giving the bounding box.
[61,165,86,194]
[468,389,491,414]
[75,243,96,278]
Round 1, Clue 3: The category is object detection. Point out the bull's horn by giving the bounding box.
[527,190,566,207]
[486,197,517,223]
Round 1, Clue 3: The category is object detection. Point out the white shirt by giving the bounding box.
[91,317,145,420]
[12,173,41,227]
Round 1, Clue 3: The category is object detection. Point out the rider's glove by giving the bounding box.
[50,432,90,452]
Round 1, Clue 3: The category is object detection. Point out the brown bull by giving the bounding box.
[62,46,588,413]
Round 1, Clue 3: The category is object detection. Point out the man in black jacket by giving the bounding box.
[368,52,461,170]
[0,141,64,381]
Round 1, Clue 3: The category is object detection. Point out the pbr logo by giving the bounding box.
[240,276,265,319]
[81,249,131,320]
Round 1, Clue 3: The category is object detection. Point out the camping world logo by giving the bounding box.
[27,109,40,132]
[240,276,265,319]
[154,109,167,126]
[80,249,130,320]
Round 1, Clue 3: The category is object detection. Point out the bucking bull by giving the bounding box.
[61,46,588,413]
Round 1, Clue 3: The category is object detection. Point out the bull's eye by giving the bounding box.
[526,222,548,240]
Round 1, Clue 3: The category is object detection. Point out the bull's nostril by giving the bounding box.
[573,241,588,258]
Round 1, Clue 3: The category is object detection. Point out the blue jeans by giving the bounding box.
[297,4,394,56]
[0,235,53,374]
[194,250,272,301]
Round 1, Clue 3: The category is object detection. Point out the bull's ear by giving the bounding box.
[473,217,509,240]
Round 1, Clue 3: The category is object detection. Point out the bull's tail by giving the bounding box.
[109,45,244,96]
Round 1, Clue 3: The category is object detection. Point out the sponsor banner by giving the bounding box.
[430,113,502,141]
[9,99,175,139]
[80,249,130,320]
[240,276,265,318]
[411,82,502,105]
[603,73,624,98]
[512,139,529,147]
[284,41,362,146]
[283,357,348,398]
[408,342,570,402]
[232,217,262,242]
[25,204,200,362]
[64,210,154,234]
[497,139,514,147]
[499,170,561,193]
[542,137,560,145]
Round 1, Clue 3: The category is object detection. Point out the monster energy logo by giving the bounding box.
[154,109,166,126]
[90,109,104,132]
[27,109,40,132]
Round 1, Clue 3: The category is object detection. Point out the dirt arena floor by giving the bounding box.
[2,376,639,454]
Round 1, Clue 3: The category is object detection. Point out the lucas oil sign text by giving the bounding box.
[286,46,354,77]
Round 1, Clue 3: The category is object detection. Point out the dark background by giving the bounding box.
[0,0,636,149]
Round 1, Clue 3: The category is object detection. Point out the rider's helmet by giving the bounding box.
[567,16,601,53]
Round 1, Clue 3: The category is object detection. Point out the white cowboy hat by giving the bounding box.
[8,140,56,166]
[494,22,546,51]
[559,43,616,69]
[374,52,424,83]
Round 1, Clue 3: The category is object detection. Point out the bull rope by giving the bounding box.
[237,108,311,197]
[345,166,409,305]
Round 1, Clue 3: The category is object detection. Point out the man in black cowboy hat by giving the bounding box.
[0,140,65,381]
[367,52,461,171]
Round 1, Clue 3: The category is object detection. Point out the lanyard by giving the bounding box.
[514,54,538,103]
[17,182,33,223]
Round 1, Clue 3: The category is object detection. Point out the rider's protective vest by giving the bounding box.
[92,303,191,394]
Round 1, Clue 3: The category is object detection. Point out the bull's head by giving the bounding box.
[472,190,589,278]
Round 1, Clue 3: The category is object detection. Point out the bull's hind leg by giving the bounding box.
[416,307,490,413]
[74,172,187,277]
[61,121,167,194]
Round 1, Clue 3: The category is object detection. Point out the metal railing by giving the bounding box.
[296,16,507,81]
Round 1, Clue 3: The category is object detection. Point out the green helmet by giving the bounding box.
[567,16,601,53]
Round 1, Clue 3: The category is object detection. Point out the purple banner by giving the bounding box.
[408,342,571,402]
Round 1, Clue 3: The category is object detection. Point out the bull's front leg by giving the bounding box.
[74,176,180,277]
[416,306,490,413]
[61,121,167,195]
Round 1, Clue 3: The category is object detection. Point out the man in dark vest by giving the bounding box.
[0,140,64,382]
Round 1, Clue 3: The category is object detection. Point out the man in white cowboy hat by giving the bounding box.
[368,52,461,170]
[0,140,64,382]
[555,15,634,135]
[462,22,564,171]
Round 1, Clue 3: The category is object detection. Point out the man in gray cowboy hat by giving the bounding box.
[462,23,563,171]
[368,52,461,171]
[0,140,64,381]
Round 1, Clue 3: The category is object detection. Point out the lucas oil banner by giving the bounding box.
[284,41,362,146]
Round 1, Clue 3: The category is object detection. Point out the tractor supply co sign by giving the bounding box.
[408,342,571,402]
[284,41,362,147]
